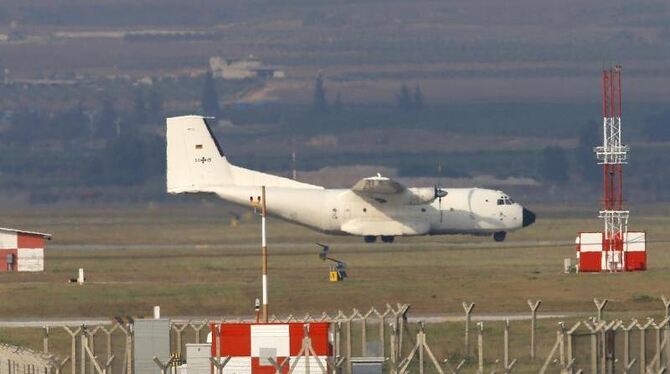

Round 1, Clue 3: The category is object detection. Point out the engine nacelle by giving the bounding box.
[406,187,439,205]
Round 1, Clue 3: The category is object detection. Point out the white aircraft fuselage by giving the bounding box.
[166,116,535,242]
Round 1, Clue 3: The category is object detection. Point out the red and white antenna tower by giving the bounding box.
[575,65,646,273]
[594,65,629,272]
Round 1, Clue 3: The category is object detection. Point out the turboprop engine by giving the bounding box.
[406,187,447,205]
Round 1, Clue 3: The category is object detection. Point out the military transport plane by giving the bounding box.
[166,115,535,243]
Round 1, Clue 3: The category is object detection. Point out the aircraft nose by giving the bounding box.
[522,208,536,227]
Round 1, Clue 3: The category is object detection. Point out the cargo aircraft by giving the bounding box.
[166,116,535,243]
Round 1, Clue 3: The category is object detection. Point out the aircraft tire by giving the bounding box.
[493,231,507,242]
[381,235,395,243]
[364,235,377,243]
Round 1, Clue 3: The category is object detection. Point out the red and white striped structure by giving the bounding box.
[576,65,646,272]
[576,232,646,272]
[0,228,51,272]
[210,322,332,374]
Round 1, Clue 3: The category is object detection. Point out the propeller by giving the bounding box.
[435,164,447,222]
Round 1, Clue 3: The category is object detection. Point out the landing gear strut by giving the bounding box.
[493,231,507,242]
[364,235,377,243]
[381,235,395,243]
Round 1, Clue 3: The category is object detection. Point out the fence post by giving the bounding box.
[346,317,352,374]
[583,320,604,374]
[622,320,637,370]
[190,320,209,344]
[566,322,581,372]
[89,326,104,374]
[477,322,484,374]
[63,326,81,374]
[662,296,670,319]
[172,322,189,356]
[43,326,49,354]
[390,322,397,374]
[360,310,369,357]
[209,357,232,374]
[639,319,654,374]
[593,299,608,322]
[504,319,510,370]
[527,300,541,360]
[80,326,88,374]
[462,302,475,357]
[152,357,168,374]
[557,322,566,369]
[603,320,621,374]
[418,322,424,374]
[215,323,221,372]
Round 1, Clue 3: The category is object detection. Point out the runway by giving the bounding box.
[46,240,577,261]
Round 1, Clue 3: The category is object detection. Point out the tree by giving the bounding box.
[576,120,600,183]
[413,83,424,111]
[538,146,569,184]
[148,87,163,123]
[396,83,412,112]
[313,72,328,113]
[333,92,343,113]
[94,97,118,139]
[133,88,146,124]
[201,70,220,118]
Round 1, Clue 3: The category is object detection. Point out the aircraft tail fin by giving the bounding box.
[166,115,323,193]
[166,115,233,194]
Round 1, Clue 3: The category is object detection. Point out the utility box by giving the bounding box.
[351,357,385,374]
[185,344,211,374]
[134,319,171,374]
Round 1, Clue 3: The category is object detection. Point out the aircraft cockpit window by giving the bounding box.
[504,199,512,205]
[497,199,504,205]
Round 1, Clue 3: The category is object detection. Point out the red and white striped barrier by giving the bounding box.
[210,322,332,374]
[576,232,646,272]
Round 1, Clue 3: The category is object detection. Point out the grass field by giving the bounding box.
[1,202,669,373]
[0,202,669,319]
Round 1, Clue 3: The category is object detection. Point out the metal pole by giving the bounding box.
[477,322,484,374]
[622,320,636,370]
[346,319,352,374]
[418,327,424,374]
[261,185,269,323]
[640,322,648,374]
[504,319,510,370]
[43,326,49,354]
[81,328,87,374]
[528,300,541,360]
[594,299,608,322]
[463,302,475,357]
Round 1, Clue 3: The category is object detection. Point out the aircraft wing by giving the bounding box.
[352,175,444,205]
[351,175,406,195]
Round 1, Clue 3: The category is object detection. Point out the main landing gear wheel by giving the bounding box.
[493,231,507,242]
[364,235,377,243]
[381,235,395,243]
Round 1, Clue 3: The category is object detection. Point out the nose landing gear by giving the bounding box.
[493,231,507,242]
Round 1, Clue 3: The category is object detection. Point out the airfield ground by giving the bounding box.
[1,202,670,372]
[0,202,669,319]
